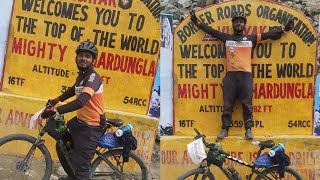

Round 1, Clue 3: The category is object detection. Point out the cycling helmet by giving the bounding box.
[75,39,98,57]
[232,12,247,23]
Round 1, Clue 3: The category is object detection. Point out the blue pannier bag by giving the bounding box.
[98,133,120,148]
[254,152,273,168]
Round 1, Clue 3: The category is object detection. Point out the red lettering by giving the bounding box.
[250,151,258,161]
[178,83,219,99]
[136,149,148,161]
[251,26,257,34]
[95,52,156,77]
[6,109,14,125]
[148,60,156,77]
[11,37,67,62]
[12,37,23,54]
[161,150,178,165]
[254,83,313,99]
[217,26,230,33]
[96,53,106,69]
[182,150,190,164]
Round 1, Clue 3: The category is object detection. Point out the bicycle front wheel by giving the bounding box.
[0,134,53,180]
[90,149,148,180]
[255,166,302,180]
[177,168,215,180]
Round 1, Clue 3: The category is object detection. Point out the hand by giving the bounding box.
[41,107,58,119]
[46,98,59,107]
[284,19,294,32]
[190,10,199,26]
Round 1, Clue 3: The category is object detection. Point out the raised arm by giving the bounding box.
[190,10,230,42]
[261,20,294,41]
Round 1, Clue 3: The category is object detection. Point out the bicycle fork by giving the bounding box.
[16,139,45,173]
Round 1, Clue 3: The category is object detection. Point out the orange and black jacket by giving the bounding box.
[198,23,284,72]
[56,67,104,126]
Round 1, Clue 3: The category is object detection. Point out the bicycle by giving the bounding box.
[0,108,148,180]
[177,128,302,180]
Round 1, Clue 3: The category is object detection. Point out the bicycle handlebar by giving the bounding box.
[193,128,230,156]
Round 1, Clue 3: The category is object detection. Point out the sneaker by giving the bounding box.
[245,129,254,139]
[217,129,228,139]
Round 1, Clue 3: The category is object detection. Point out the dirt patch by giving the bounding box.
[149,140,160,180]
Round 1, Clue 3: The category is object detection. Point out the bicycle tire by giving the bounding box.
[0,134,53,180]
[56,141,74,177]
[90,149,148,180]
[177,168,215,180]
[255,166,302,180]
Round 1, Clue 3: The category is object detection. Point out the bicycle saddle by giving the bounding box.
[107,119,124,127]
[259,140,275,148]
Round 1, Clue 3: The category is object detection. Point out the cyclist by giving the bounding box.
[190,11,294,139]
[41,40,105,180]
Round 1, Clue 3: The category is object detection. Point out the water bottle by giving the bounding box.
[227,166,242,180]
[269,142,285,157]
[215,141,222,150]
[215,141,225,161]
[55,114,66,132]
[57,124,67,132]
[115,123,133,137]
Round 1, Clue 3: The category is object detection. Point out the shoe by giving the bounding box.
[217,129,228,139]
[58,176,73,180]
[245,129,254,139]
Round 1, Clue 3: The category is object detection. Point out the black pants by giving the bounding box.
[57,117,103,180]
[221,72,253,130]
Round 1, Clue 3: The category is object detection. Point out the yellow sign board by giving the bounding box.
[173,0,317,136]
[161,136,320,179]
[2,0,160,115]
[0,93,159,167]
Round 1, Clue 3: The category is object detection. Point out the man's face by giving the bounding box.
[76,51,96,71]
[232,18,246,33]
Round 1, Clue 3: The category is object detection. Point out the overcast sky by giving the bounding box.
[0,0,13,83]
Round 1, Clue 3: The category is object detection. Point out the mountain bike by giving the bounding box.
[0,110,148,180]
[177,128,302,180]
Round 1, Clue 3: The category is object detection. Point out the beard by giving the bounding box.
[233,26,244,34]
[76,62,93,72]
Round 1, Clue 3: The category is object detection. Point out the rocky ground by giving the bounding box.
[149,140,160,180]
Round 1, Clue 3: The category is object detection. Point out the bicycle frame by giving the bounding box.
[218,147,274,180]
[94,149,123,178]
[22,117,126,179]
[192,128,277,180]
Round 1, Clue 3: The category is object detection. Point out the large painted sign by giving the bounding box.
[173,0,318,136]
[1,0,160,115]
[0,94,158,167]
[161,136,320,180]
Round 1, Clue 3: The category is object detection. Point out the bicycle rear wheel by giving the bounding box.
[255,166,302,180]
[177,168,215,180]
[90,149,148,180]
[0,134,52,180]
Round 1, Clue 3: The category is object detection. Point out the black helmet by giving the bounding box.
[76,39,98,58]
[232,12,247,23]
